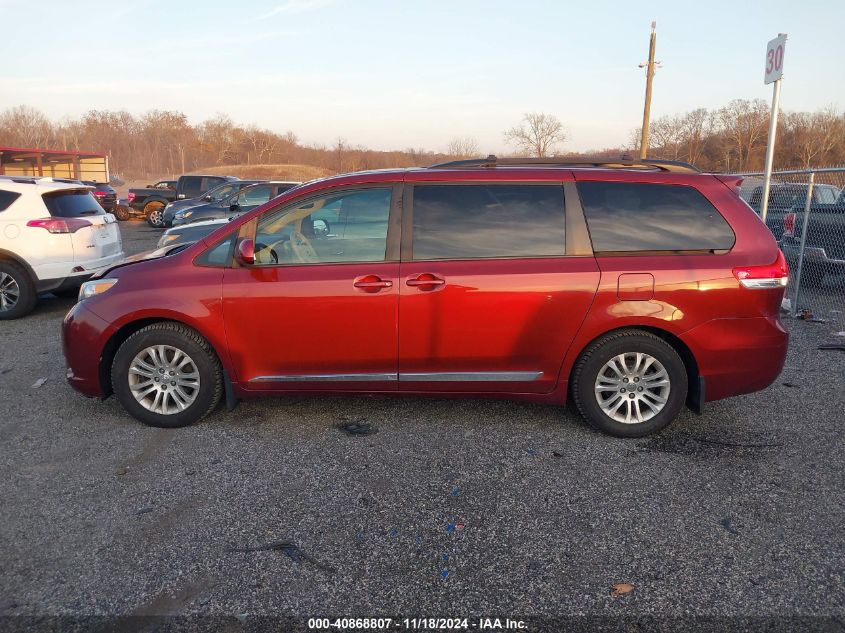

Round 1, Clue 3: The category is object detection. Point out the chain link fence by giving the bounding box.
[735,167,845,325]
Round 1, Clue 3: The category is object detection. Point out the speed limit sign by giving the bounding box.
[764,34,786,84]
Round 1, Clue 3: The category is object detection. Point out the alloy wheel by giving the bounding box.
[594,352,670,424]
[0,272,20,312]
[128,345,201,415]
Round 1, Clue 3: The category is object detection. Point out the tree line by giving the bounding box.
[0,100,842,180]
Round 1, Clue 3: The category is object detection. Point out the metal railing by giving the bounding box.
[735,167,845,323]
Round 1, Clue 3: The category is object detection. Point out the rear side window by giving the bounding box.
[42,190,105,218]
[0,189,21,212]
[411,184,566,260]
[577,182,735,253]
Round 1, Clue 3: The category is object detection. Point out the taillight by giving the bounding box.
[733,250,789,289]
[127,192,135,203]
[783,212,796,237]
[26,218,93,234]
[93,190,106,198]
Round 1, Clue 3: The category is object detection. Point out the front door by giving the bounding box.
[222,184,401,391]
[398,181,600,394]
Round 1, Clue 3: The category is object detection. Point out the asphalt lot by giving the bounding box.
[1,220,843,631]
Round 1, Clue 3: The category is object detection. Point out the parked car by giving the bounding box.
[171,181,300,226]
[781,188,845,287]
[63,157,789,437]
[0,176,124,319]
[746,182,841,241]
[128,175,239,227]
[84,181,118,212]
[162,180,267,227]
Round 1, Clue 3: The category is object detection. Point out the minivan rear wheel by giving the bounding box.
[0,261,37,320]
[571,330,687,437]
[112,323,222,428]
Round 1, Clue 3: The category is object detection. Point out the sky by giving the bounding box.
[1,0,843,154]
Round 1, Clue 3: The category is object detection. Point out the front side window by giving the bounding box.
[411,184,566,261]
[578,181,736,253]
[254,188,391,265]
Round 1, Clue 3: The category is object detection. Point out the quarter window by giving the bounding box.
[578,182,735,253]
[0,189,20,211]
[411,184,566,260]
[254,188,391,265]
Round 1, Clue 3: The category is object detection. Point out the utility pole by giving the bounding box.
[639,21,658,159]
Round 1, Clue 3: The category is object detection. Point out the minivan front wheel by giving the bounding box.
[112,323,222,428]
[571,330,687,437]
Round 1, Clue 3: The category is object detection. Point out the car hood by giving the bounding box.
[91,243,193,279]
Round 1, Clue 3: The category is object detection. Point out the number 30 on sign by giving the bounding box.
[765,34,786,84]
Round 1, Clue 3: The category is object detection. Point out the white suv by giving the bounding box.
[0,176,124,319]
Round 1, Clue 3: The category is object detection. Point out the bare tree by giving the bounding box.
[447,136,480,158]
[504,113,567,157]
[715,99,769,171]
[0,105,55,147]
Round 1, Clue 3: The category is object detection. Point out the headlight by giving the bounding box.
[183,211,194,218]
[79,278,118,301]
[158,234,180,247]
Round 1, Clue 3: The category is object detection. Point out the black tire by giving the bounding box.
[114,205,131,221]
[111,322,222,428]
[571,329,688,438]
[0,260,37,320]
[145,202,166,228]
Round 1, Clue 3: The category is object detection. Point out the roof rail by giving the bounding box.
[429,155,701,173]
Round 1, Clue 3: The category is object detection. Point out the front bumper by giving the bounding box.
[62,301,117,398]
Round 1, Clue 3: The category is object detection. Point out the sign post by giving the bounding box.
[759,33,787,224]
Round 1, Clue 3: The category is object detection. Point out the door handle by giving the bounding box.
[406,274,445,290]
[353,275,393,292]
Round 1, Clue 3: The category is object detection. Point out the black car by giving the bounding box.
[84,181,117,212]
[171,181,299,226]
[162,179,266,227]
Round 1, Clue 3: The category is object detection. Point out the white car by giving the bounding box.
[0,176,124,319]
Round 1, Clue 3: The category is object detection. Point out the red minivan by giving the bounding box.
[62,157,789,437]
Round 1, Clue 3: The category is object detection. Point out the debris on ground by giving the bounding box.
[31,378,47,389]
[818,343,845,351]
[610,583,635,598]
[0,367,11,375]
[721,516,739,535]
[336,418,377,436]
[115,467,129,476]
[228,540,336,573]
[796,308,814,320]
[136,507,153,515]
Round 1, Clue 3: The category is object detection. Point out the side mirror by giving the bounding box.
[313,218,330,237]
[230,202,240,212]
[203,194,213,202]
[235,238,255,266]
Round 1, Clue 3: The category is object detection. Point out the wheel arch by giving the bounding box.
[0,249,38,284]
[99,317,230,398]
[565,324,703,412]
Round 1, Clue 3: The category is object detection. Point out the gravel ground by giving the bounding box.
[0,221,843,632]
